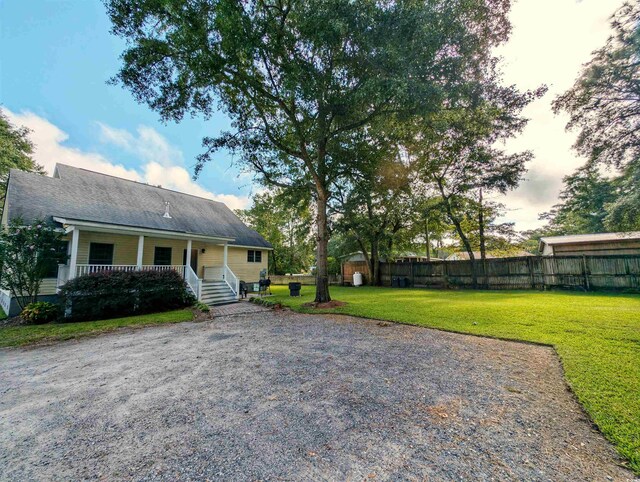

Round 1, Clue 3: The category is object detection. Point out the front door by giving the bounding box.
[183,249,198,274]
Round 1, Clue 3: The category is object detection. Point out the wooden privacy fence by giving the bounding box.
[342,255,640,291]
[270,274,342,286]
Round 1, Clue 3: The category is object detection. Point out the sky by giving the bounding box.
[0,0,626,228]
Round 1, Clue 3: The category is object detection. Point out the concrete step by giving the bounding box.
[201,286,233,294]
[201,295,238,306]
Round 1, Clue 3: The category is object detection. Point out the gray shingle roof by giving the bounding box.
[5,164,272,248]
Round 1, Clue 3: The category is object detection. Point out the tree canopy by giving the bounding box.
[0,110,44,203]
[106,0,518,301]
[553,2,640,170]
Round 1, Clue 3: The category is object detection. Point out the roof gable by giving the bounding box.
[5,164,272,249]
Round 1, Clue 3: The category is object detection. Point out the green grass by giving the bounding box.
[0,309,194,348]
[271,285,640,473]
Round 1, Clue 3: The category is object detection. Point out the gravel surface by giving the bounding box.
[0,307,633,481]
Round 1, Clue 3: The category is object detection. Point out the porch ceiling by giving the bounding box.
[54,217,234,244]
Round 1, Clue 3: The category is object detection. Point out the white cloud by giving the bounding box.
[2,108,249,210]
[494,0,626,231]
[97,122,184,167]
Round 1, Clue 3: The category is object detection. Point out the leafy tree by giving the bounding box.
[604,163,640,231]
[106,0,515,302]
[539,164,617,235]
[553,2,640,170]
[0,110,44,202]
[236,190,314,275]
[0,218,68,311]
[410,80,544,285]
[332,135,414,285]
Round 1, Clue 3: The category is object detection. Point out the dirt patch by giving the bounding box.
[302,300,347,309]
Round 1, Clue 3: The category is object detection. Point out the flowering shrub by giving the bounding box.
[0,217,68,310]
[20,301,61,324]
[59,269,195,322]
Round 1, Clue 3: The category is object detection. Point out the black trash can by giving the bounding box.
[398,277,406,288]
[403,277,411,288]
[288,282,302,297]
[392,277,400,288]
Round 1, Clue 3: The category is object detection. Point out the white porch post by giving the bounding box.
[136,235,144,269]
[223,242,228,267]
[68,227,79,280]
[186,239,192,275]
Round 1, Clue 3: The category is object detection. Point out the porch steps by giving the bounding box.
[200,280,238,306]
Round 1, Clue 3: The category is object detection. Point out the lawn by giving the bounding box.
[270,285,640,473]
[0,309,194,348]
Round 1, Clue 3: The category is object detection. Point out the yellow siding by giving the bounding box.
[77,232,139,265]
[64,231,269,282]
[142,237,191,266]
[227,246,268,281]
[39,278,58,295]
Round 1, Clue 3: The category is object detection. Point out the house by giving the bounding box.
[0,164,272,316]
[539,232,640,256]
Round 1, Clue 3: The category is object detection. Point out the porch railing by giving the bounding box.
[185,265,202,299]
[74,264,186,278]
[223,265,239,296]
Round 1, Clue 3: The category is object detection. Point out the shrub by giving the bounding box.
[20,301,61,324]
[194,301,210,313]
[59,269,195,322]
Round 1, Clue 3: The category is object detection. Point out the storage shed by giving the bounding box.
[539,232,640,256]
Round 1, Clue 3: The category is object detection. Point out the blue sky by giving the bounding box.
[1,0,249,208]
[0,0,625,225]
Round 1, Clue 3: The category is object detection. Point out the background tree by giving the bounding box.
[552,2,640,232]
[0,110,44,203]
[553,2,640,170]
[409,80,544,285]
[106,0,515,302]
[539,165,617,235]
[332,135,413,285]
[0,218,67,311]
[236,190,314,275]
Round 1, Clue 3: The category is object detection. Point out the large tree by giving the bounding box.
[409,80,543,285]
[236,190,315,275]
[331,129,415,285]
[553,2,640,171]
[106,0,514,302]
[0,110,44,203]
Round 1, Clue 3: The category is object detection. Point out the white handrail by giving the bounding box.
[223,264,239,296]
[74,264,186,278]
[57,264,70,289]
[185,265,201,299]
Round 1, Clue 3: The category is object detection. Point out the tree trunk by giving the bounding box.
[437,181,478,288]
[370,239,382,286]
[478,189,486,289]
[314,191,331,302]
[479,189,486,261]
[425,217,431,261]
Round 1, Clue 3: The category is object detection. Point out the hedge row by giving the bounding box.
[59,270,195,322]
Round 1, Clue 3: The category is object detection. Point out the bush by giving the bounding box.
[20,301,61,324]
[59,269,195,322]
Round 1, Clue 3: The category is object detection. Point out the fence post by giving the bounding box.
[443,261,449,289]
[582,255,590,291]
[528,256,535,289]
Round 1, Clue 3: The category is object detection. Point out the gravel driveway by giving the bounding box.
[0,306,633,481]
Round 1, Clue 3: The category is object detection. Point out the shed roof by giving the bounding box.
[4,164,272,248]
[539,232,640,246]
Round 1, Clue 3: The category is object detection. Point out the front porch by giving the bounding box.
[55,220,241,304]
